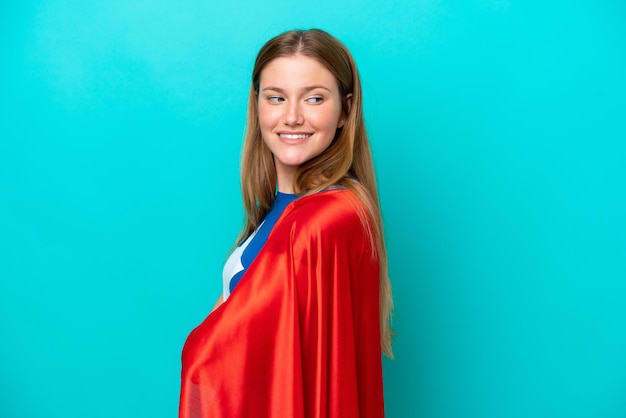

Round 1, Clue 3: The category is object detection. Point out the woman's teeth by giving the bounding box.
[279,134,312,139]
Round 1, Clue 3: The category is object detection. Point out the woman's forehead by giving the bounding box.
[259,55,339,91]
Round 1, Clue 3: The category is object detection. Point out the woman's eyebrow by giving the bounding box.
[261,85,332,93]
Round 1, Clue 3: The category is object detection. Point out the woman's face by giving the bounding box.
[257,54,345,193]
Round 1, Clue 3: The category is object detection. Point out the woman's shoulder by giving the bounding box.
[295,188,362,213]
[284,189,368,236]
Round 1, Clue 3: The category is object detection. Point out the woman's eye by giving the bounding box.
[306,96,324,104]
[267,96,284,103]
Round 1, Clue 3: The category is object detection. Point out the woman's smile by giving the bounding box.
[277,131,314,143]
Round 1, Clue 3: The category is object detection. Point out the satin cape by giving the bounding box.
[180,189,384,418]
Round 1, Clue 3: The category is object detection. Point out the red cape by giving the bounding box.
[180,189,384,417]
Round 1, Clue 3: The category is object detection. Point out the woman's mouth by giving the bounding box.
[278,133,313,140]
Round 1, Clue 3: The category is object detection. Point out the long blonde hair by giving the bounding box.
[239,29,393,358]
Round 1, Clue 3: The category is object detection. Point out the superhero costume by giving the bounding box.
[180,189,384,418]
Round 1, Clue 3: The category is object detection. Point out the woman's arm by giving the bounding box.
[211,293,224,313]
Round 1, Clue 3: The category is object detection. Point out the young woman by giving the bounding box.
[180,29,393,418]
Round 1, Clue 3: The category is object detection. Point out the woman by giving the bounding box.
[180,29,393,418]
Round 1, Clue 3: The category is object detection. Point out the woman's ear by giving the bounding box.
[338,93,353,128]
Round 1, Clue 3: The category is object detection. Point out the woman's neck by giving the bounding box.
[275,170,296,193]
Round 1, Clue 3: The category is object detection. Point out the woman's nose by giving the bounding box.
[284,101,304,126]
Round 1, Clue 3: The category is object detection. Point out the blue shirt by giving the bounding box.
[222,192,298,300]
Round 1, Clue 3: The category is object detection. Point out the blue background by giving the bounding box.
[1,1,625,417]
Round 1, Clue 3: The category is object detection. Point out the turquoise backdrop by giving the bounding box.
[1,1,625,417]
